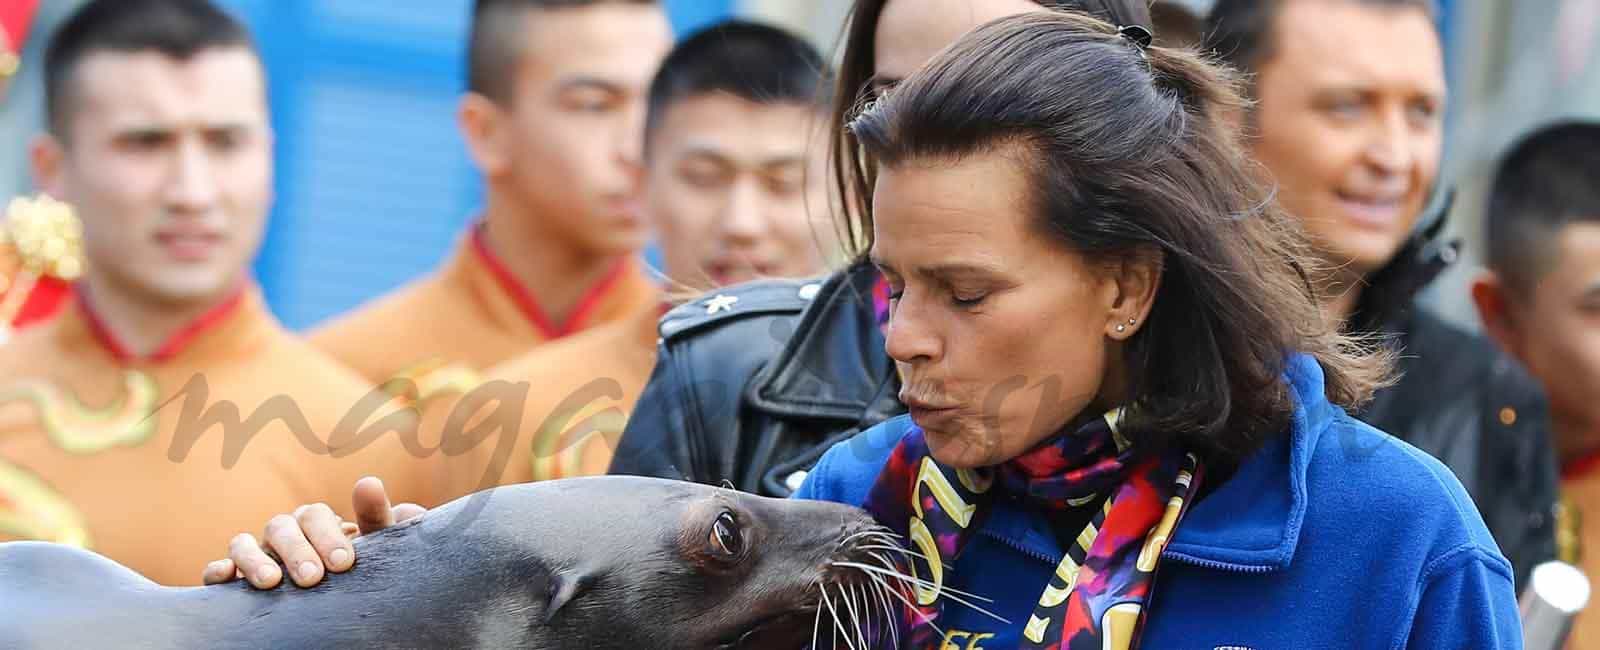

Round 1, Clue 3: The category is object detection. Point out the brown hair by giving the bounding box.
[1202,0,1437,84]
[848,11,1392,458]
[826,0,1153,255]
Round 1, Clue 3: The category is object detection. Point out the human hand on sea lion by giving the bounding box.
[200,476,427,589]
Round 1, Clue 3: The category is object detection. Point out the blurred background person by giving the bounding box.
[426,19,835,497]
[1203,0,1558,588]
[1472,120,1600,644]
[0,0,77,337]
[0,0,422,587]
[306,0,671,400]
[204,18,838,587]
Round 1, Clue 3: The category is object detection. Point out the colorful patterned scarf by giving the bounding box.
[861,410,1202,649]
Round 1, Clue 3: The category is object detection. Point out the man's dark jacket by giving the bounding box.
[609,208,1558,588]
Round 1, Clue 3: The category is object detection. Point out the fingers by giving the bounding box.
[294,502,355,574]
[229,533,283,590]
[263,513,323,588]
[392,502,427,524]
[201,558,239,585]
[351,476,395,535]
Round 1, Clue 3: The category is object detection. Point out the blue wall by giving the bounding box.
[219,0,732,331]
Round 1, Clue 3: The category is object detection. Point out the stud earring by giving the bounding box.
[1128,318,1137,325]
[1115,324,1127,333]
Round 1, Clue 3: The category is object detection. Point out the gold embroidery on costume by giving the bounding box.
[0,459,91,547]
[0,370,159,455]
[1557,495,1583,565]
[0,195,84,342]
[529,403,627,481]
[382,359,485,408]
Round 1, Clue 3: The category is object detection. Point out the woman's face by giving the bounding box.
[873,0,1049,90]
[871,152,1144,468]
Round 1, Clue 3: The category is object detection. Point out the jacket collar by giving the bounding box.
[745,261,900,423]
[66,281,269,366]
[1347,189,1460,336]
[984,354,1336,573]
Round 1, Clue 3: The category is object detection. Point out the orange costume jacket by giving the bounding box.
[1559,460,1600,648]
[307,225,659,394]
[417,301,664,504]
[0,287,426,585]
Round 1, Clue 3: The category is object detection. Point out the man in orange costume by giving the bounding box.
[306,0,672,394]
[423,20,835,499]
[0,0,424,587]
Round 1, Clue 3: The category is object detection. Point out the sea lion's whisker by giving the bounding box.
[849,582,869,650]
[811,577,826,650]
[860,569,945,640]
[830,562,1009,624]
[859,545,947,571]
[837,529,885,550]
[840,578,864,650]
[831,561,996,604]
[872,576,899,649]
[823,584,860,650]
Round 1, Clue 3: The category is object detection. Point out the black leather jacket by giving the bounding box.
[608,263,902,497]
[609,207,1558,588]
[1348,207,1559,590]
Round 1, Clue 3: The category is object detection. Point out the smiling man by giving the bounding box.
[0,0,425,586]
[1206,0,1560,589]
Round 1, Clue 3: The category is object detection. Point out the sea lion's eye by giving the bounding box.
[711,511,743,558]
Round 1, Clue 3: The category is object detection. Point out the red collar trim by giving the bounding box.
[0,1,39,53]
[77,284,249,364]
[470,225,630,339]
[1563,448,1600,481]
[11,274,70,329]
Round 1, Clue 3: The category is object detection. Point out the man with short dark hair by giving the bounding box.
[308,0,671,399]
[0,0,423,586]
[1472,122,1600,640]
[430,19,837,495]
[1206,0,1560,588]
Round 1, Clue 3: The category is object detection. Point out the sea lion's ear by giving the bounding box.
[543,570,591,623]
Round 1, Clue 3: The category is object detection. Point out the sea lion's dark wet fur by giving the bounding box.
[0,476,890,649]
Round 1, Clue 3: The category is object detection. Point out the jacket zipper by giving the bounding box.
[1158,550,1276,574]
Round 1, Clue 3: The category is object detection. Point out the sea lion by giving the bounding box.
[0,476,906,649]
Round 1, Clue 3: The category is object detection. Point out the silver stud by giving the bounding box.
[1116,324,1127,333]
[705,294,738,314]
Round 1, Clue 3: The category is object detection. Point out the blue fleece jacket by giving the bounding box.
[793,354,1523,649]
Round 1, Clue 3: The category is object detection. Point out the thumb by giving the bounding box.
[352,476,395,535]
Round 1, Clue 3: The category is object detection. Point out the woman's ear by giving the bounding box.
[1105,248,1162,340]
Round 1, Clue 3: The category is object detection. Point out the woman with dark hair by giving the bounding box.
[793,11,1517,647]
[606,0,1154,498]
